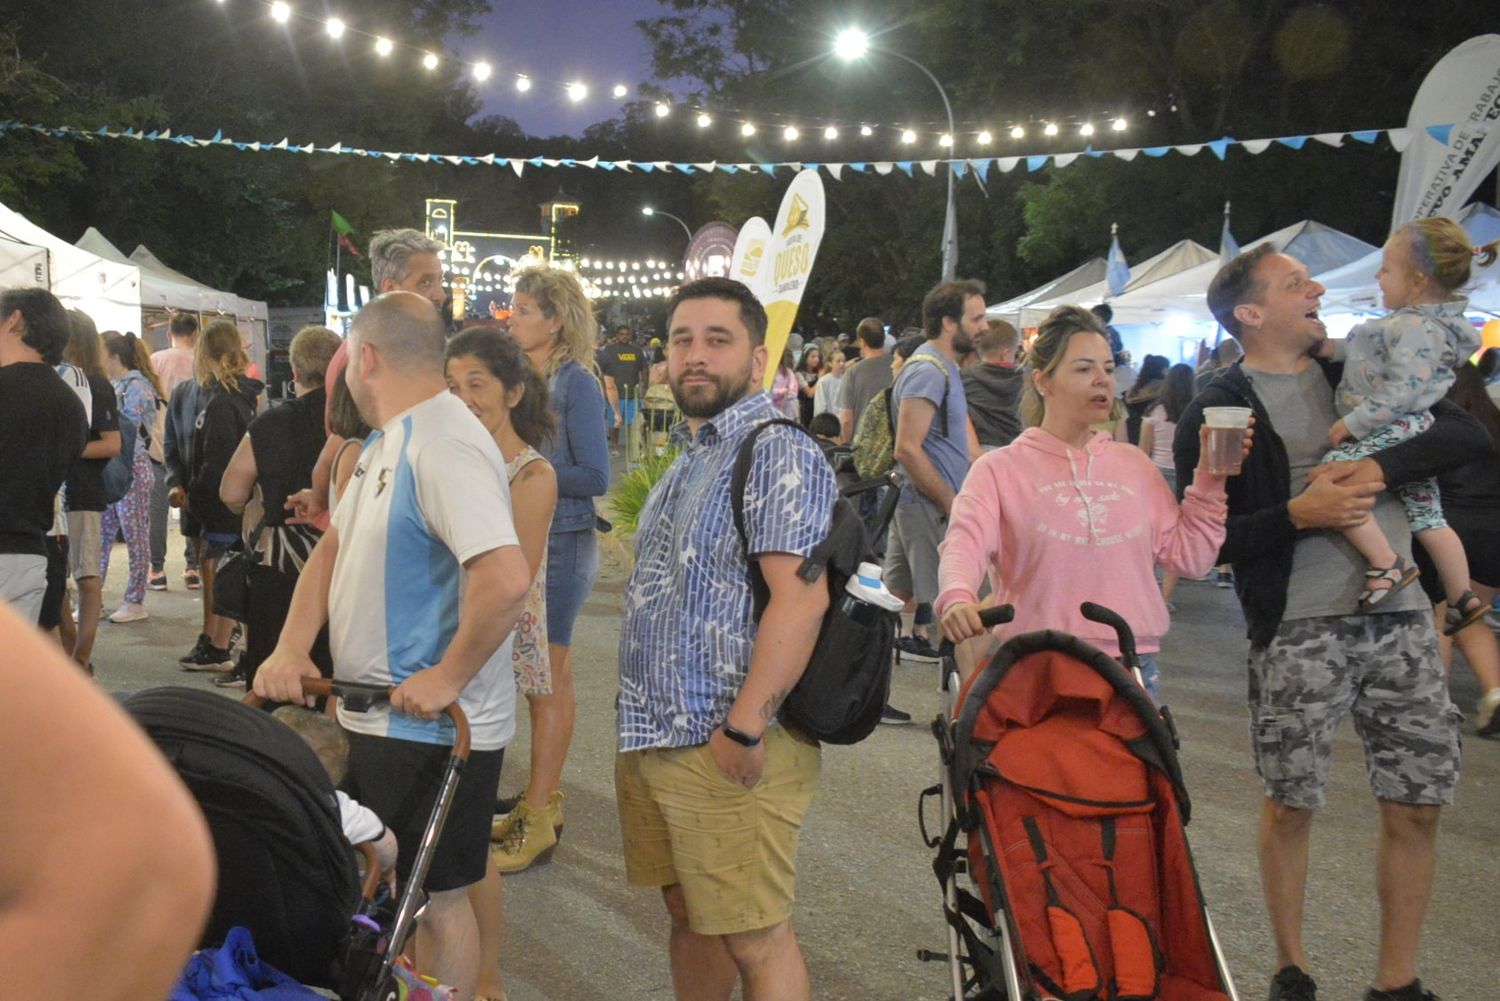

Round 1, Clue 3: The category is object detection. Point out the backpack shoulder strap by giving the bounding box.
[730,418,807,550]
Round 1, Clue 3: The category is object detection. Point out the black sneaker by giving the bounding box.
[229,623,244,649]
[894,635,941,663]
[181,644,233,671]
[1268,965,1318,1001]
[147,572,168,591]
[213,667,247,689]
[879,704,913,725]
[1365,981,1438,1001]
[177,633,211,665]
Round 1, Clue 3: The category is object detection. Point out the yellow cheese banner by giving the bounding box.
[729,215,772,300]
[760,170,827,387]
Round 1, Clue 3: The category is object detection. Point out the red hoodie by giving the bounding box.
[936,427,1228,656]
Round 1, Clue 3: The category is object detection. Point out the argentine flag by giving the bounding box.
[1106,225,1130,297]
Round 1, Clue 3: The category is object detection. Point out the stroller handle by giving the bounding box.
[938,604,1016,659]
[244,677,472,760]
[1078,602,1139,662]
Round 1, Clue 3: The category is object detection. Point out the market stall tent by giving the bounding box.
[0,237,48,289]
[77,227,206,313]
[1016,240,1218,328]
[986,257,1107,326]
[0,198,140,331]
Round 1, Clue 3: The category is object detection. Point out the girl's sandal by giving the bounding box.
[1444,590,1489,636]
[1357,557,1419,611]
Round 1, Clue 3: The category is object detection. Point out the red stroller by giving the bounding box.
[920,603,1239,1001]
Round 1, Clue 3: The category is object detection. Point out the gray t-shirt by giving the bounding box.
[840,353,895,429]
[1244,363,1425,620]
[892,343,970,505]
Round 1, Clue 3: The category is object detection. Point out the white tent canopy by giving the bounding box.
[1018,240,1218,328]
[987,258,1106,326]
[129,245,243,316]
[0,237,48,289]
[1106,221,1377,328]
[77,227,207,313]
[1319,203,1500,318]
[0,199,140,332]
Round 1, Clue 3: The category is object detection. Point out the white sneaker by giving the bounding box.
[108,603,149,624]
[1477,688,1500,739]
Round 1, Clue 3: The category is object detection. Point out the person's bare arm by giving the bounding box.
[966,416,982,462]
[509,461,558,578]
[839,407,855,445]
[711,551,830,787]
[219,433,257,514]
[81,429,120,460]
[390,544,532,717]
[602,374,621,427]
[0,603,215,1001]
[1138,420,1155,458]
[894,397,955,513]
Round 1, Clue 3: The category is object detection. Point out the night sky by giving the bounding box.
[459,0,666,138]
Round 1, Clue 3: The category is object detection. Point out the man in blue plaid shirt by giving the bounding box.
[616,277,836,1001]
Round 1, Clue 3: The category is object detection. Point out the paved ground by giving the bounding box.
[93,521,1499,1000]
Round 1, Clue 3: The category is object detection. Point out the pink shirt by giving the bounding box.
[151,346,196,397]
[935,428,1227,655]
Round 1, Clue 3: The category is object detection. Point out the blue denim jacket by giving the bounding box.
[544,361,610,533]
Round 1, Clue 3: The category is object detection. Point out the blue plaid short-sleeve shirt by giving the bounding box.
[617,391,837,751]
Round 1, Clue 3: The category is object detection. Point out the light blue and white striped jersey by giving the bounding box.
[330,391,520,752]
[618,391,836,751]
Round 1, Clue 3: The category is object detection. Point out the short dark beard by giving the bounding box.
[953,329,975,355]
[670,366,755,419]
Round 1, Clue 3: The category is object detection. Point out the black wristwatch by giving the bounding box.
[720,723,763,747]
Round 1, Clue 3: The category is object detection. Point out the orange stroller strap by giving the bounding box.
[1100,818,1164,1000]
[1022,816,1102,1001]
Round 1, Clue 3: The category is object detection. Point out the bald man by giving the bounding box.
[255,292,530,997]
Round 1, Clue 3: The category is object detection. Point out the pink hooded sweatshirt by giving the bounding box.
[935,427,1228,656]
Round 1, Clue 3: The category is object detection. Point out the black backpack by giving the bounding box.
[731,419,898,745]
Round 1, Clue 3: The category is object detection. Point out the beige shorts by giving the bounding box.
[66,511,102,580]
[615,725,820,936]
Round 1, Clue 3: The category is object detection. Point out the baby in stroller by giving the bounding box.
[273,706,398,881]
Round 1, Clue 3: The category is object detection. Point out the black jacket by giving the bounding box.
[1173,359,1488,649]
[186,377,265,536]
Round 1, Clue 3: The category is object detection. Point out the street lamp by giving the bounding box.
[834,27,959,280]
[641,206,693,243]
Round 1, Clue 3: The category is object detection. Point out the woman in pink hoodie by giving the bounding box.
[937,306,1247,699]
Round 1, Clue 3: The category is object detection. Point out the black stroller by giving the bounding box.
[126,678,471,1001]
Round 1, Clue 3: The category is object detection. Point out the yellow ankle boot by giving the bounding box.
[492,793,563,873]
[489,789,564,844]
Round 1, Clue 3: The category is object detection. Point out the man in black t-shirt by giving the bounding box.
[598,325,648,453]
[0,288,88,624]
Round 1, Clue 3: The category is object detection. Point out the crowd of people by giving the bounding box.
[2,216,1499,1001]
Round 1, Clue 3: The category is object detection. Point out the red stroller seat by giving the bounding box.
[932,613,1238,1001]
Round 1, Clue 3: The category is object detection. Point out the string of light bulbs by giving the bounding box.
[211,0,1148,152]
[216,0,635,103]
[649,101,1141,149]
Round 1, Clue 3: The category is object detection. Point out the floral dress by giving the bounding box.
[507,445,553,694]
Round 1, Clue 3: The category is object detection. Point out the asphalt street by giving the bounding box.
[92,519,1498,1001]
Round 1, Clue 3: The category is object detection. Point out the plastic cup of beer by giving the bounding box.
[1202,407,1252,475]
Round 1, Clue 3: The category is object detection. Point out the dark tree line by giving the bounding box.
[1,1,1490,328]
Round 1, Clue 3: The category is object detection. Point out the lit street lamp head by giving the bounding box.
[833,28,870,61]
[641,207,654,216]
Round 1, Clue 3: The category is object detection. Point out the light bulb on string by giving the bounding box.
[859,125,873,137]
[783,125,799,141]
[422,52,439,71]
[696,113,711,128]
[472,61,492,82]
[270,2,291,24]
[900,129,917,144]
[612,84,628,99]
[1079,122,1095,136]
[654,103,671,118]
[1113,117,1127,131]
[374,36,393,57]
[1043,122,1059,137]
[977,130,992,145]
[939,133,953,148]
[741,122,756,137]
[567,81,587,102]
[325,17,345,39]
[1010,124,1025,139]
[515,75,530,92]
[823,126,838,140]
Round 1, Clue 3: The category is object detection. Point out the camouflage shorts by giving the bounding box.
[1247,611,1462,809]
